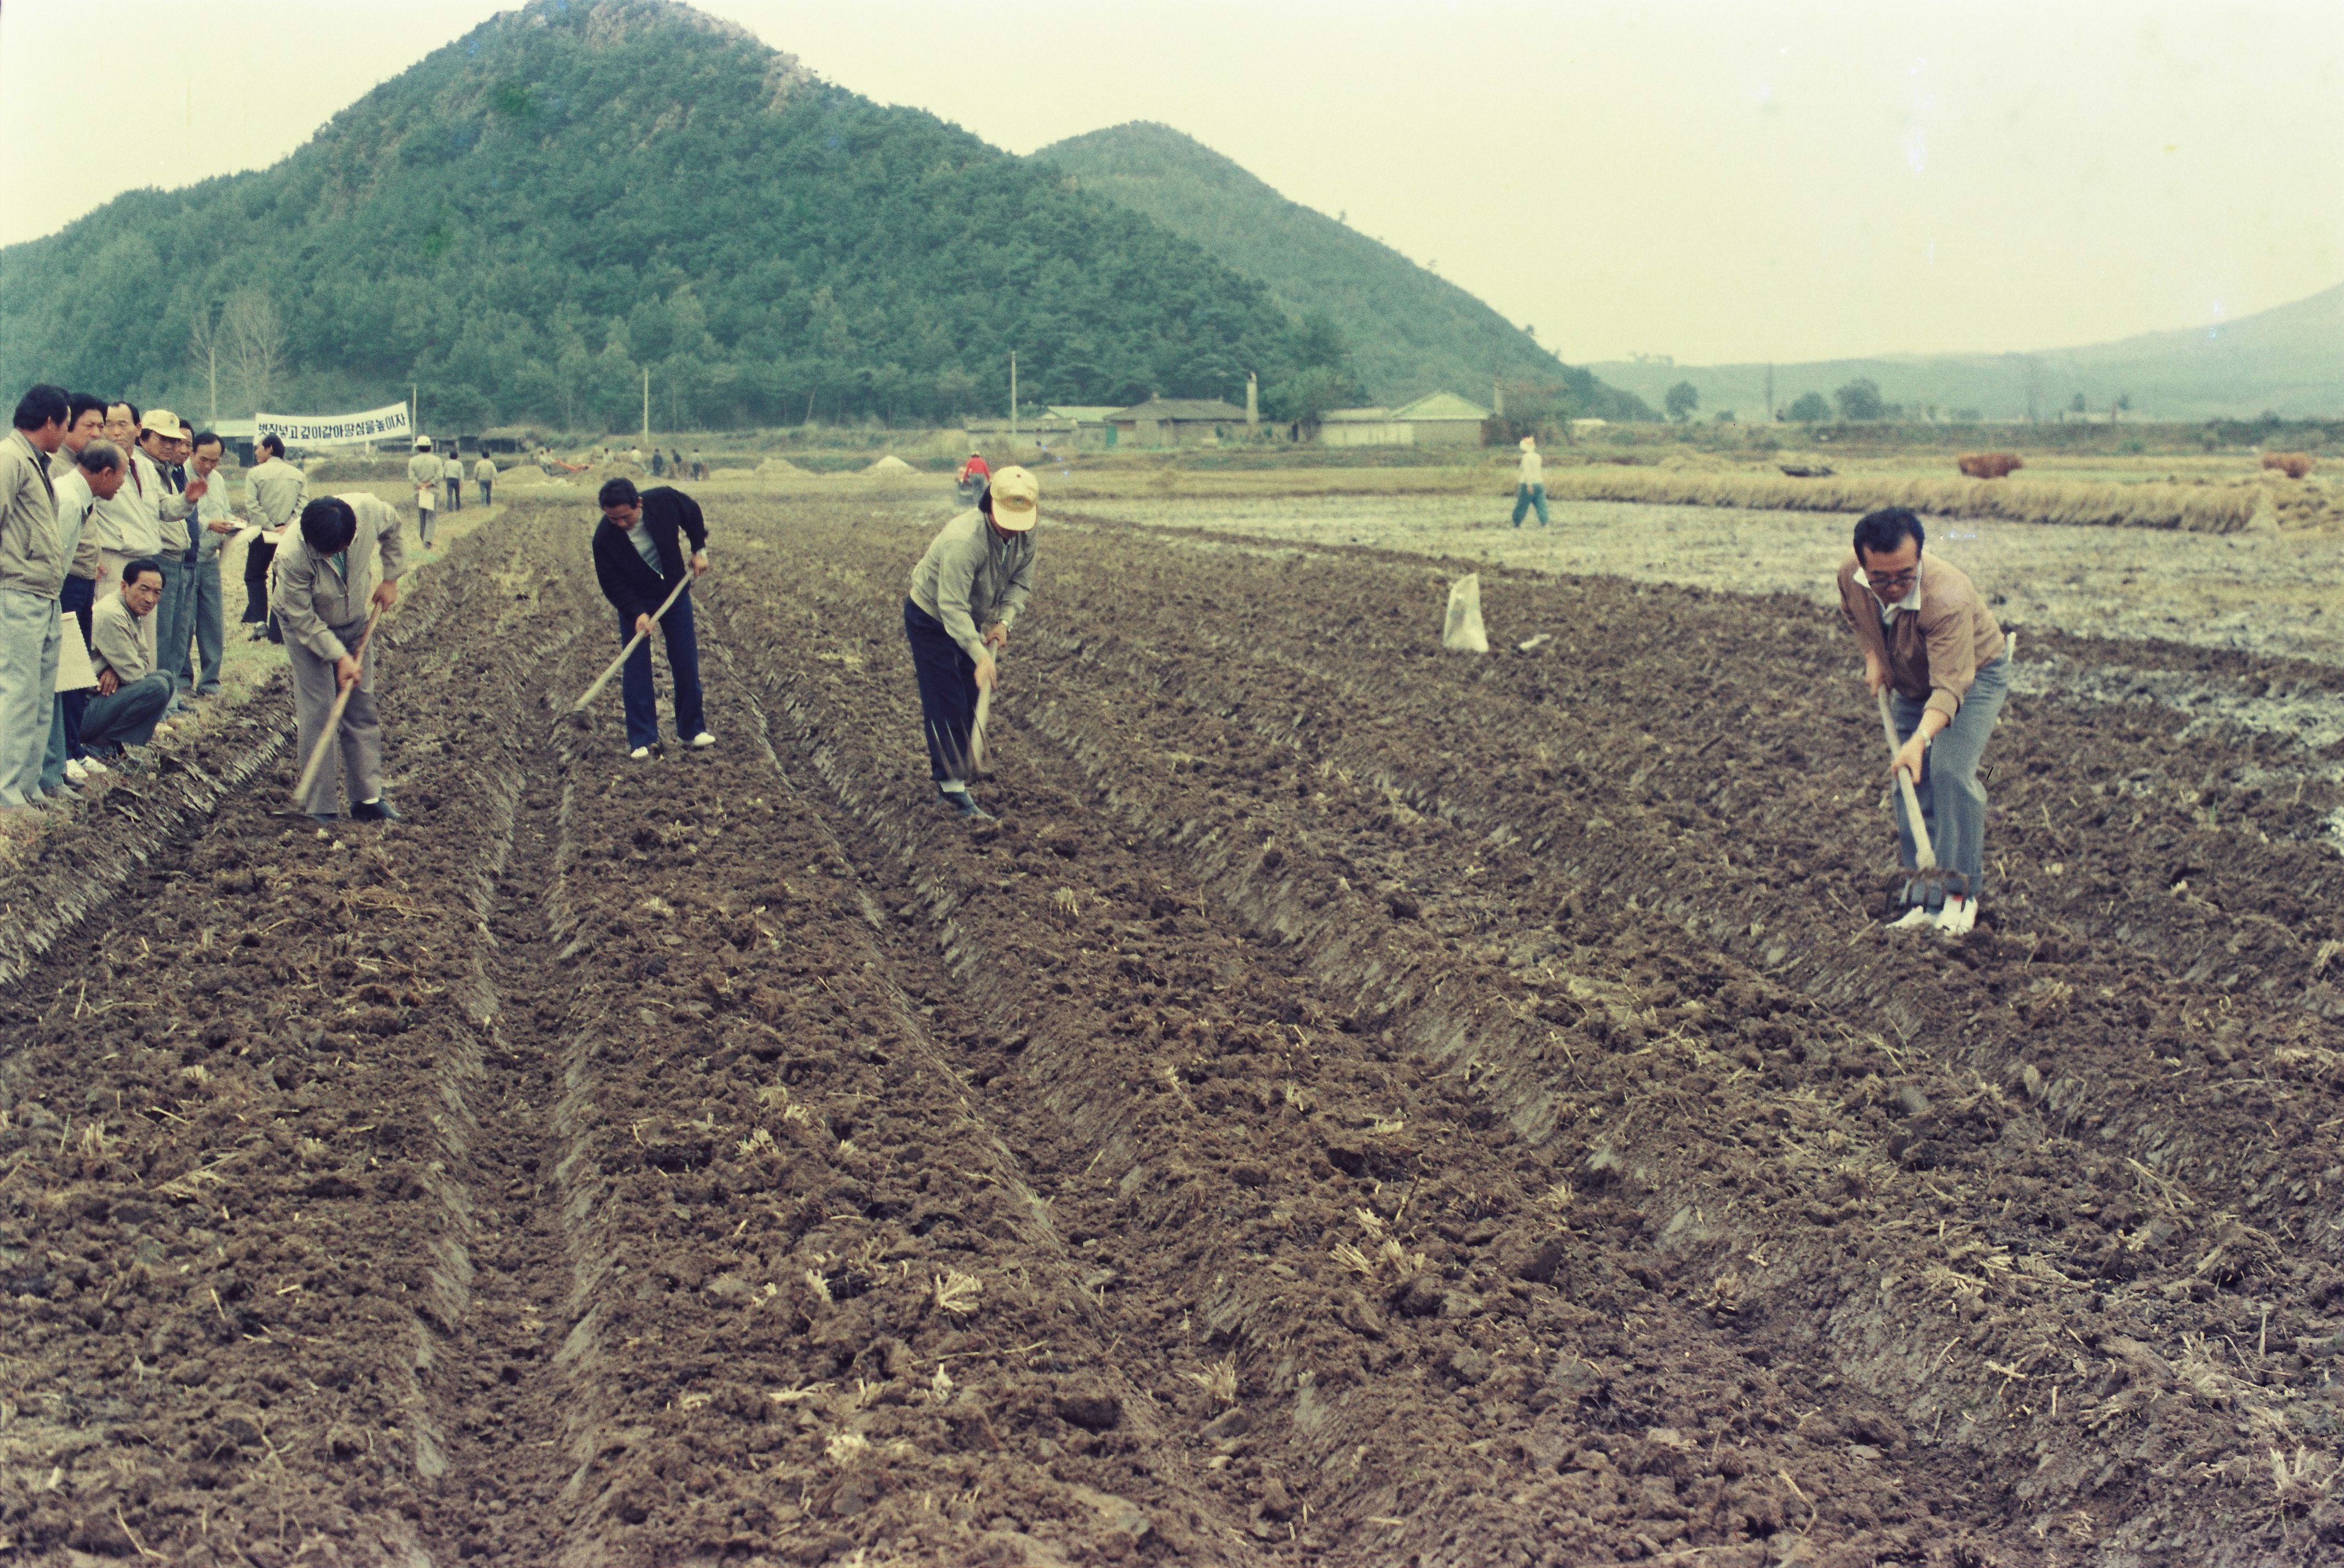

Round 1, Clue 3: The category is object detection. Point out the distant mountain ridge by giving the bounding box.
[1032,123,1647,420]
[0,0,1328,429]
[1588,281,2344,422]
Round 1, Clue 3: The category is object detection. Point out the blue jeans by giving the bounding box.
[904,598,978,785]
[1891,652,2011,905]
[1511,483,1550,527]
[617,588,703,750]
[152,555,196,697]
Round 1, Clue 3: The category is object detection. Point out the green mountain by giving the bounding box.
[1588,281,2344,423]
[0,1,1329,430]
[1032,123,1647,421]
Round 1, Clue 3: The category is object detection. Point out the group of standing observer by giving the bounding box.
[7,391,1995,934]
[0,386,307,809]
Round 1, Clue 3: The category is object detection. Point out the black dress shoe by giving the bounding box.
[351,799,402,822]
[308,813,340,826]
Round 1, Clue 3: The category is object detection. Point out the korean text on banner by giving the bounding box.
[254,402,414,449]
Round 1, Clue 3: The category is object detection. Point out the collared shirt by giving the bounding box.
[90,590,157,682]
[474,457,497,483]
[1837,553,2006,722]
[91,449,194,557]
[1518,450,1544,487]
[908,508,1035,661]
[0,428,63,599]
[150,451,192,555]
[626,523,663,571]
[192,467,239,560]
[272,491,408,661]
[245,457,306,544]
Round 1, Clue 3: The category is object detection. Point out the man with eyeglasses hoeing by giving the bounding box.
[1837,506,2010,938]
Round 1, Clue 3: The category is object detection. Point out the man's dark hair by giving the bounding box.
[12,384,69,432]
[258,433,285,458]
[299,497,359,555]
[122,557,165,590]
[598,477,640,510]
[192,431,221,451]
[109,400,141,426]
[1853,506,1925,561]
[66,391,108,426]
[77,440,124,474]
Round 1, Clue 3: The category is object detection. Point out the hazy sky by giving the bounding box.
[3,1,2338,366]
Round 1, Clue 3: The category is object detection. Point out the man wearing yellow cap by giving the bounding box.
[904,465,1037,819]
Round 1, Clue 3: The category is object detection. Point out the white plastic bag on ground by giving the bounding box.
[1442,574,1489,654]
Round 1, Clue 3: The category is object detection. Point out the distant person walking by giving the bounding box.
[1839,506,2010,937]
[904,465,1037,820]
[443,443,464,512]
[275,494,405,822]
[242,433,303,639]
[408,437,441,547]
[589,478,712,759]
[1511,436,1549,528]
[473,453,496,507]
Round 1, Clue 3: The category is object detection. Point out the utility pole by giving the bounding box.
[642,367,652,449]
[1009,351,1018,441]
[411,384,419,444]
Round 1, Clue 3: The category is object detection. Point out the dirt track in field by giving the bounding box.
[3,494,2342,1567]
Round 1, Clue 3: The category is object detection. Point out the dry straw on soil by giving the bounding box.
[1544,465,2265,533]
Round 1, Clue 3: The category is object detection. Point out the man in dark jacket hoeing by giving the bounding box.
[591,478,710,759]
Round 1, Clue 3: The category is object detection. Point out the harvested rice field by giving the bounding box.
[3,491,2342,1567]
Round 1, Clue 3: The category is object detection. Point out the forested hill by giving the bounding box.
[0,0,1326,430]
[1033,122,1646,420]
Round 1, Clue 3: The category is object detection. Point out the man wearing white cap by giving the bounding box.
[407,437,441,547]
[1511,436,1549,528]
[903,465,1037,820]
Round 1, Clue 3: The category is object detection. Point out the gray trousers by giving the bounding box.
[153,555,197,696]
[286,618,384,815]
[82,672,172,751]
[0,590,61,807]
[1891,652,2010,905]
[188,551,224,693]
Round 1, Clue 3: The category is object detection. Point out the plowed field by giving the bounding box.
[4,496,2341,1567]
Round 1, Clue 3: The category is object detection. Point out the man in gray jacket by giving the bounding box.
[82,558,176,759]
[902,464,1037,819]
[0,386,69,809]
[242,433,303,639]
[275,493,404,822]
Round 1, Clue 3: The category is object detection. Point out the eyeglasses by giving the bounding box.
[1865,568,1918,592]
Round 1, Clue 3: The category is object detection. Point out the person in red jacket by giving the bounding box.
[590,478,711,759]
[956,448,990,486]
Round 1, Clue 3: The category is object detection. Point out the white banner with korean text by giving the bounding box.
[254,402,413,448]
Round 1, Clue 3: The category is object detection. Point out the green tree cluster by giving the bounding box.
[0,1,1315,430]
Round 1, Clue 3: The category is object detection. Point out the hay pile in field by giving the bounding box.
[863,454,917,476]
[756,457,810,478]
[493,464,551,488]
[1544,466,2263,533]
[2261,452,2316,480]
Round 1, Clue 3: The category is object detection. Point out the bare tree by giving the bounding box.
[187,305,225,423]
[222,290,288,411]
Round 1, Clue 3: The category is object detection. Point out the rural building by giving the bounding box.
[1109,398,1251,448]
[1317,407,1410,447]
[1312,392,1494,447]
[1389,391,1492,446]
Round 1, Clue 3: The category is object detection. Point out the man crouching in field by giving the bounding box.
[1839,506,2010,937]
[904,465,1037,820]
[276,495,404,823]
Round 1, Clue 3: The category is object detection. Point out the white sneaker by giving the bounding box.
[63,759,88,785]
[80,755,110,775]
[689,731,715,748]
[1888,905,1938,931]
[1935,898,1977,937]
[629,746,652,761]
